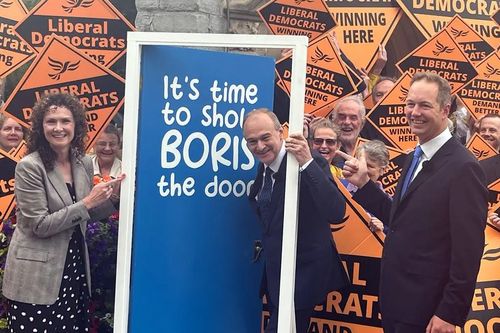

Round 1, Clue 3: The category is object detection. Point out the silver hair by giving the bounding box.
[356,140,389,169]
[310,119,341,140]
[330,96,366,120]
[242,108,280,130]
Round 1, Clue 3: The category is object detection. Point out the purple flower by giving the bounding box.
[2,220,15,237]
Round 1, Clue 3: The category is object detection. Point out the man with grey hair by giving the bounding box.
[329,96,366,167]
[339,72,487,333]
[329,96,366,155]
[243,108,348,333]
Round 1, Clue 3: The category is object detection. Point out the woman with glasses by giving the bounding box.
[309,119,344,178]
[92,124,122,179]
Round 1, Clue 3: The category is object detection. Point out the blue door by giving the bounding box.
[128,45,275,333]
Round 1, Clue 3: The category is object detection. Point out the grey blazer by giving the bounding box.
[2,151,116,305]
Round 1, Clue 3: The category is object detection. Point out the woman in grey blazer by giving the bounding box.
[2,93,125,332]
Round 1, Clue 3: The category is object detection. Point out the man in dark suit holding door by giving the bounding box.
[242,108,348,333]
[338,72,487,333]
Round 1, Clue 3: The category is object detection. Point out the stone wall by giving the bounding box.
[135,0,227,33]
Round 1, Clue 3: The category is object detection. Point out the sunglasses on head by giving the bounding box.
[312,138,337,146]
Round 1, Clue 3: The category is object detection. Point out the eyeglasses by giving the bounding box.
[96,141,118,148]
[312,138,337,146]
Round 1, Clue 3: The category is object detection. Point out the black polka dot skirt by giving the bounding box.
[6,227,91,332]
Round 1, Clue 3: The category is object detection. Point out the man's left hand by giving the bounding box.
[426,315,455,333]
[286,133,312,166]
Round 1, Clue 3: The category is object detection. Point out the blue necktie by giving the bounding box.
[400,145,423,198]
[258,167,274,225]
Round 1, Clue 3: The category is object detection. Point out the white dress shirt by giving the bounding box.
[411,128,452,181]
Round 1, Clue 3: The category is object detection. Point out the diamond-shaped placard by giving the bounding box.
[275,34,357,117]
[457,52,500,121]
[1,34,125,152]
[326,1,402,71]
[445,14,495,65]
[397,29,478,94]
[466,132,499,161]
[0,0,35,78]
[395,0,500,49]
[13,0,135,67]
[366,73,416,151]
[258,0,337,42]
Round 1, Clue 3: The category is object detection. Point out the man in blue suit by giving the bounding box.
[243,108,348,333]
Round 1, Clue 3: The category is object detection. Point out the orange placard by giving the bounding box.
[326,1,402,71]
[13,0,136,67]
[445,15,495,65]
[457,52,500,120]
[365,73,417,151]
[257,0,337,42]
[8,139,26,160]
[456,208,500,331]
[396,29,478,94]
[364,93,375,112]
[331,177,385,257]
[466,133,499,161]
[0,0,35,78]
[308,177,384,332]
[1,34,125,152]
[281,121,289,139]
[275,34,356,117]
[476,224,500,283]
[395,0,500,49]
[487,178,500,210]
[353,138,409,197]
[0,150,17,222]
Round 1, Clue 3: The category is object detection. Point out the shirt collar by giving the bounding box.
[419,128,452,160]
[265,141,286,173]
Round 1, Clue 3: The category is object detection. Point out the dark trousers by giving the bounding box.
[264,297,315,333]
[382,314,427,333]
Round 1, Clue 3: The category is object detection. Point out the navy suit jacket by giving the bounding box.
[249,150,349,310]
[353,137,487,326]
[479,154,500,185]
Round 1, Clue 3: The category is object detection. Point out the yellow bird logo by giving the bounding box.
[472,147,489,159]
[0,0,13,8]
[48,58,81,81]
[399,86,408,102]
[450,27,468,38]
[483,244,500,261]
[484,63,500,79]
[311,47,334,64]
[331,215,348,232]
[62,0,94,13]
[433,40,455,56]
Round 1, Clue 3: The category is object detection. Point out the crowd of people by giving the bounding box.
[0,94,124,332]
[0,32,499,333]
[245,70,497,333]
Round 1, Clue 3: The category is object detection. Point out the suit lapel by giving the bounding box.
[249,163,265,231]
[399,138,457,204]
[249,156,288,234]
[392,150,413,211]
[494,157,500,182]
[47,164,73,207]
[71,154,88,202]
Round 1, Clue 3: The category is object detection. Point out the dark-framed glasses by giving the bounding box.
[312,138,337,146]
